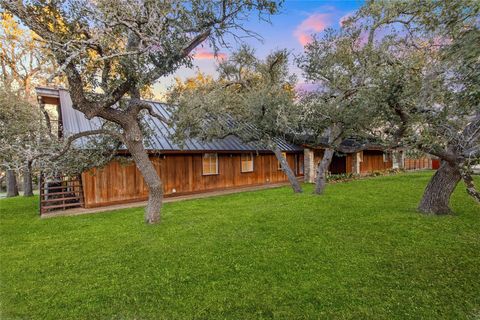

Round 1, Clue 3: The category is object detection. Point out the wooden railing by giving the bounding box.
[39,174,84,215]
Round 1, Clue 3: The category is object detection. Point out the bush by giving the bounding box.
[325,168,404,183]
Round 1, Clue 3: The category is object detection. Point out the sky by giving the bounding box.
[153,0,365,98]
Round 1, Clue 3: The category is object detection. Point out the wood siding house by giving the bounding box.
[36,87,434,213]
[302,142,433,183]
[37,88,304,211]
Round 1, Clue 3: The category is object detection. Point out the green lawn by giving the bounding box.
[1,172,479,319]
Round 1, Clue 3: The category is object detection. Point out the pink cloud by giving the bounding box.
[294,13,332,46]
[194,47,227,60]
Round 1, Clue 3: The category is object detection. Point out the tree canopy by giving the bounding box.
[169,46,303,192]
[3,0,282,223]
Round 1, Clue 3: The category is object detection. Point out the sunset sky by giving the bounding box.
[154,0,365,98]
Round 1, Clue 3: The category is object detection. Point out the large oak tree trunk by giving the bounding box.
[314,148,334,195]
[418,161,461,215]
[6,170,19,197]
[272,147,302,193]
[23,161,34,197]
[123,123,163,224]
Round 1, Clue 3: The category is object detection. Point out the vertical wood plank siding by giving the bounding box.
[82,152,302,208]
[403,157,432,170]
[313,150,354,174]
[360,150,393,174]
[313,150,392,175]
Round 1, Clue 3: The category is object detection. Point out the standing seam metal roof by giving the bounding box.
[58,89,303,152]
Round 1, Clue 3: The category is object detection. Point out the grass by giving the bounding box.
[0,172,479,319]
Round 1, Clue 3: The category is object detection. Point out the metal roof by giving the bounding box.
[57,89,303,152]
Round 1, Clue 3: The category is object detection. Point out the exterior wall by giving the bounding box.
[303,148,394,182]
[312,150,354,174]
[81,152,303,208]
[359,150,393,174]
[403,157,432,170]
[303,148,355,182]
[302,148,436,183]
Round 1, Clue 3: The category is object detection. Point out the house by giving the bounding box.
[36,87,434,213]
[36,87,304,212]
[302,140,434,183]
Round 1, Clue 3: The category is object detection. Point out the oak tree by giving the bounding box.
[3,0,281,223]
[169,46,303,193]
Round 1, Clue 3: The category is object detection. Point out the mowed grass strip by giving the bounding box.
[0,172,479,319]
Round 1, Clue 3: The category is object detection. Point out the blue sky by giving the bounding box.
[154,0,364,98]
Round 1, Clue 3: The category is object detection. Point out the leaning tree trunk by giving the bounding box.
[6,170,19,197]
[418,161,461,215]
[272,147,302,193]
[123,123,163,224]
[314,148,334,195]
[23,161,34,197]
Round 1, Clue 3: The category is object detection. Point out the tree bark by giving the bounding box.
[123,123,163,224]
[272,147,302,193]
[461,171,480,203]
[418,161,461,215]
[6,170,19,197]
[395,151,404,169]
[314,148,335,195]
[23,161,34,197]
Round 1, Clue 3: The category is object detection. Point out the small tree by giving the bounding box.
[296,28,378,194]
[0,11,57,100]
[4,0,281,223]
[0,88,42,197]
[169,46,303,193]
[1,11,61,195]
[0,86,121,197]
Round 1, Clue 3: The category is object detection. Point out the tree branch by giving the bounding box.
[461,170,480,204]
[48,129,123,161]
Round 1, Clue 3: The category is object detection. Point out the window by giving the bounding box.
[278,152,287,170]
[202,153,218,175]
[241,153,254,172]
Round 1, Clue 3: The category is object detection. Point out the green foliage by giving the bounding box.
[326,168,404,183]
[4,0,282,97]
[169,46,298,148]
[1,172,479,319]
[351,0,480,167]
[0,87,121,177]
[0,88,48,171]
[296,25,381,148]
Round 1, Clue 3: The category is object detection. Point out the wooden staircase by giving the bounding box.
[39,174,85,215]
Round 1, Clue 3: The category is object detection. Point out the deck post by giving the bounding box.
[304,148,315,183]
[352,152,361,175]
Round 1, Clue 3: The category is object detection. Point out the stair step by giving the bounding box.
[40,191,82,196]
[41,179,81,184]
[39,173,85,214]
[42,177,80,183]
[42,202,84,210]
[40,184,82,190]
[41,196,82,204]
